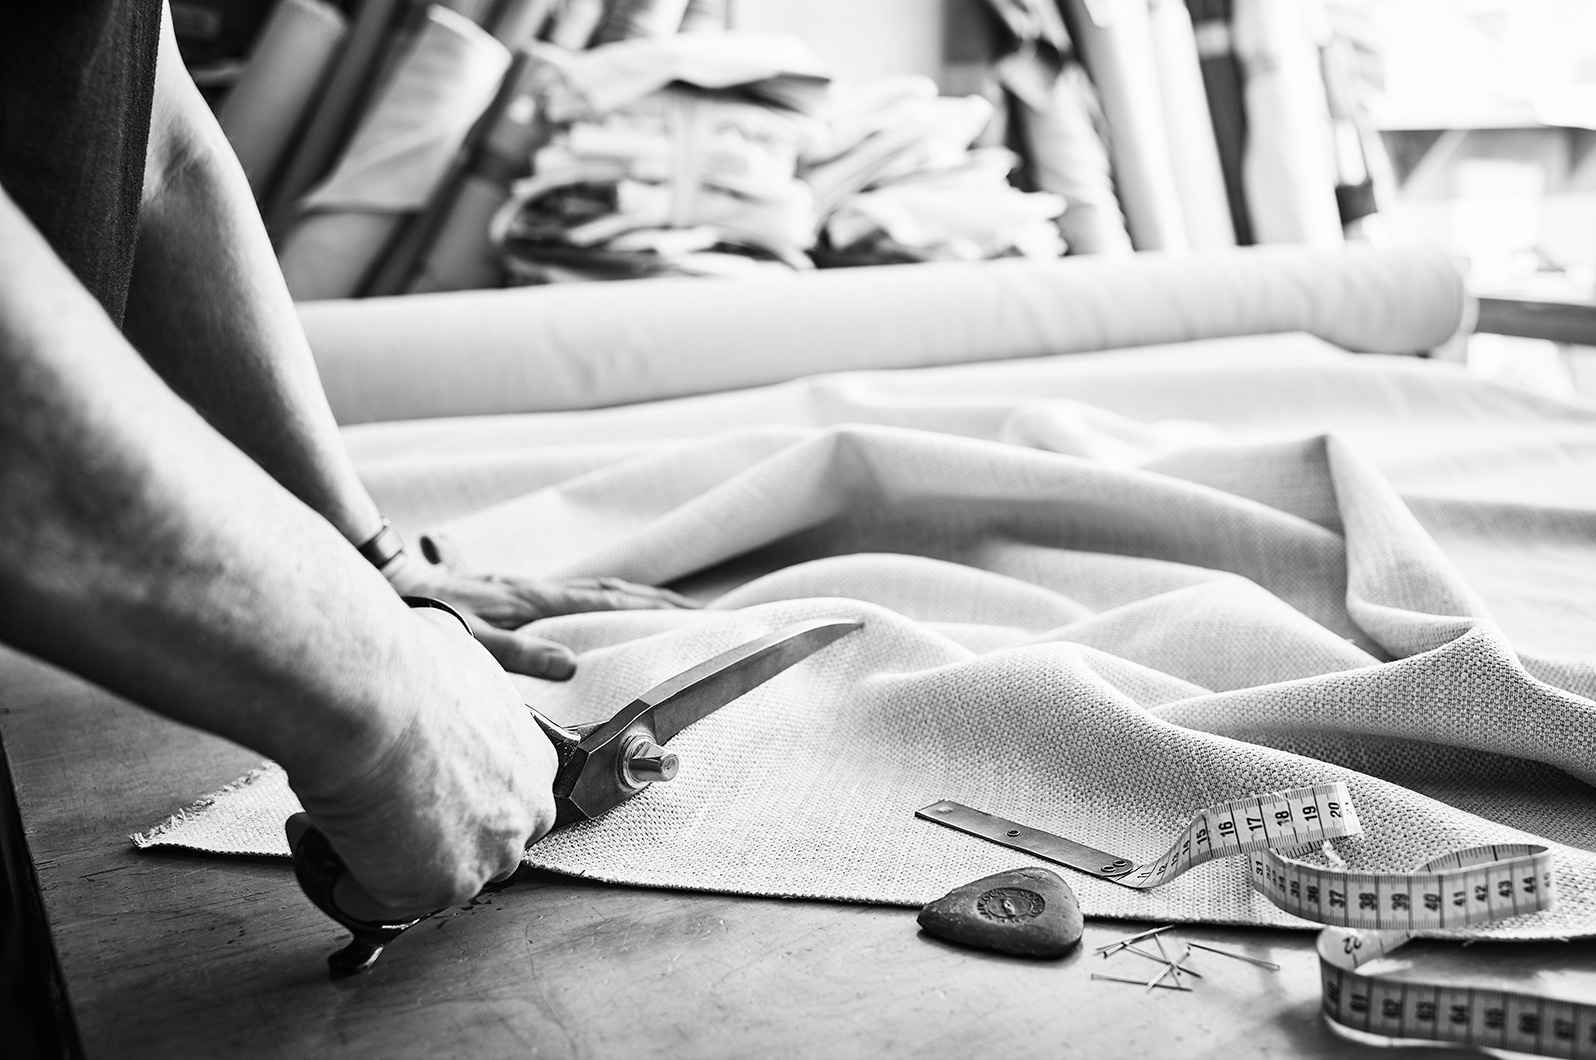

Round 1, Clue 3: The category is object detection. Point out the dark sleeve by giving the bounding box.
[0,0,164,327]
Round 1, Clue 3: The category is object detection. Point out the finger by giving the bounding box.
[590,577,703,609]
[334,872,444,923]
[474,625,577,681]
[287,815,457,921]
[534,582,700,617]
[488,857,526,886]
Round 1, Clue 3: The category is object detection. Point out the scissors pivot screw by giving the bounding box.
[621,737,679,786]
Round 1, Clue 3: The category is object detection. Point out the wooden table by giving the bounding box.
[0,646,1536,1059]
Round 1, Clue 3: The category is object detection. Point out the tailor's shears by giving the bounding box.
[285,617,861,975]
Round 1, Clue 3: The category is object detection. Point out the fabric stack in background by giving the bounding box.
[190,0,1391,298]
[493,45,1070,281]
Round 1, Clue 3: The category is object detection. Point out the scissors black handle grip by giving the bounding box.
[286,706,588,976]
[285,814,433,975]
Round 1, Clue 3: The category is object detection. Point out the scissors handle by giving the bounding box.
[528,706,587,773]
[289,618,860,974]
[286,706,587,976]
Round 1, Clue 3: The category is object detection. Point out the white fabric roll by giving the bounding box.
[1233,0,1344,247]
[217,0,349,200]
[1146,0,1236,250]
[299,245,1467,424]
[1061,0,1189,252]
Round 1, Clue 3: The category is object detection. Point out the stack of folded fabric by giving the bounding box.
[493,32,828,281]
[495,44,1071,282]
[804,77,1067,265]
[210,0,1394,296]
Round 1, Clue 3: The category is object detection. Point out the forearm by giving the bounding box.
[0,187,414,784]
[123,7,381,546]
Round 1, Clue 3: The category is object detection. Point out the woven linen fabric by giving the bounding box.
[137,335,1596,938]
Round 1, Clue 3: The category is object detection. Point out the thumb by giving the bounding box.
[473,625,577,681]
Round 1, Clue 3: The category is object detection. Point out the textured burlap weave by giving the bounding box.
[137,335,1596,938]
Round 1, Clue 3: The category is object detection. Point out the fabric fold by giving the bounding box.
[137,360,1596,937]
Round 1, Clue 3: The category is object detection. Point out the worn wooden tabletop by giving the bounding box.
[0,645,1536,1059]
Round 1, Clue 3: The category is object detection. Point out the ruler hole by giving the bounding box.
[1006,829,1021,838]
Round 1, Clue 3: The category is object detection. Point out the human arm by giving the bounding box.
[122,6,693,680]
[0,184,554,916]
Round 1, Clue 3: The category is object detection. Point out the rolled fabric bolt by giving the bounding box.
[1061,0,1189,252]
[217,0,349,201]
[1232,0,1343,247]
[1188,0,1253,244]
[265,0,405,225]
[300,245,1468,425]
[277,7,510,300]
[1147,0,1235,249]
[998,51,1134,256]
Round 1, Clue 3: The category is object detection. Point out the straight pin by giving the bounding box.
[1145,963,1176,991]
[1094,925,1174,956]
[1186,941,1280,971]
[1091,973,1192,991]
[1122,943,1204,978]
[1153,934,1180,985]
[1153,935,1204,981]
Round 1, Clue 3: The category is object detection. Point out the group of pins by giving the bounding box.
[1090,925,1281,992]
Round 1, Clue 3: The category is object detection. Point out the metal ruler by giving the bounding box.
[918,782,1361,889]
[919,785,1589,1058]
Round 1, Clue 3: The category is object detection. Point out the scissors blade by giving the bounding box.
[605,617,861,745]
[553,617,861,823]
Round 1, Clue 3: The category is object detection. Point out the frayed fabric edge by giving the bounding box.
[129,761,280,849]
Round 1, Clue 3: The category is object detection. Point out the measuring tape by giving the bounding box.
[917,782,1363,889]
[919,785,1587,1058]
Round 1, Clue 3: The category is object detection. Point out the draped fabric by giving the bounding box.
[137,332,1596,939]
[135,248,1596,940]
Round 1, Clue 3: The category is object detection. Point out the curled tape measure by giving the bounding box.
[918,784,1585,1058]
[917,782,1363,890]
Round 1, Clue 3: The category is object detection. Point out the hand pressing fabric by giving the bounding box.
[384,557,702,680]
[288,607,559,920]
